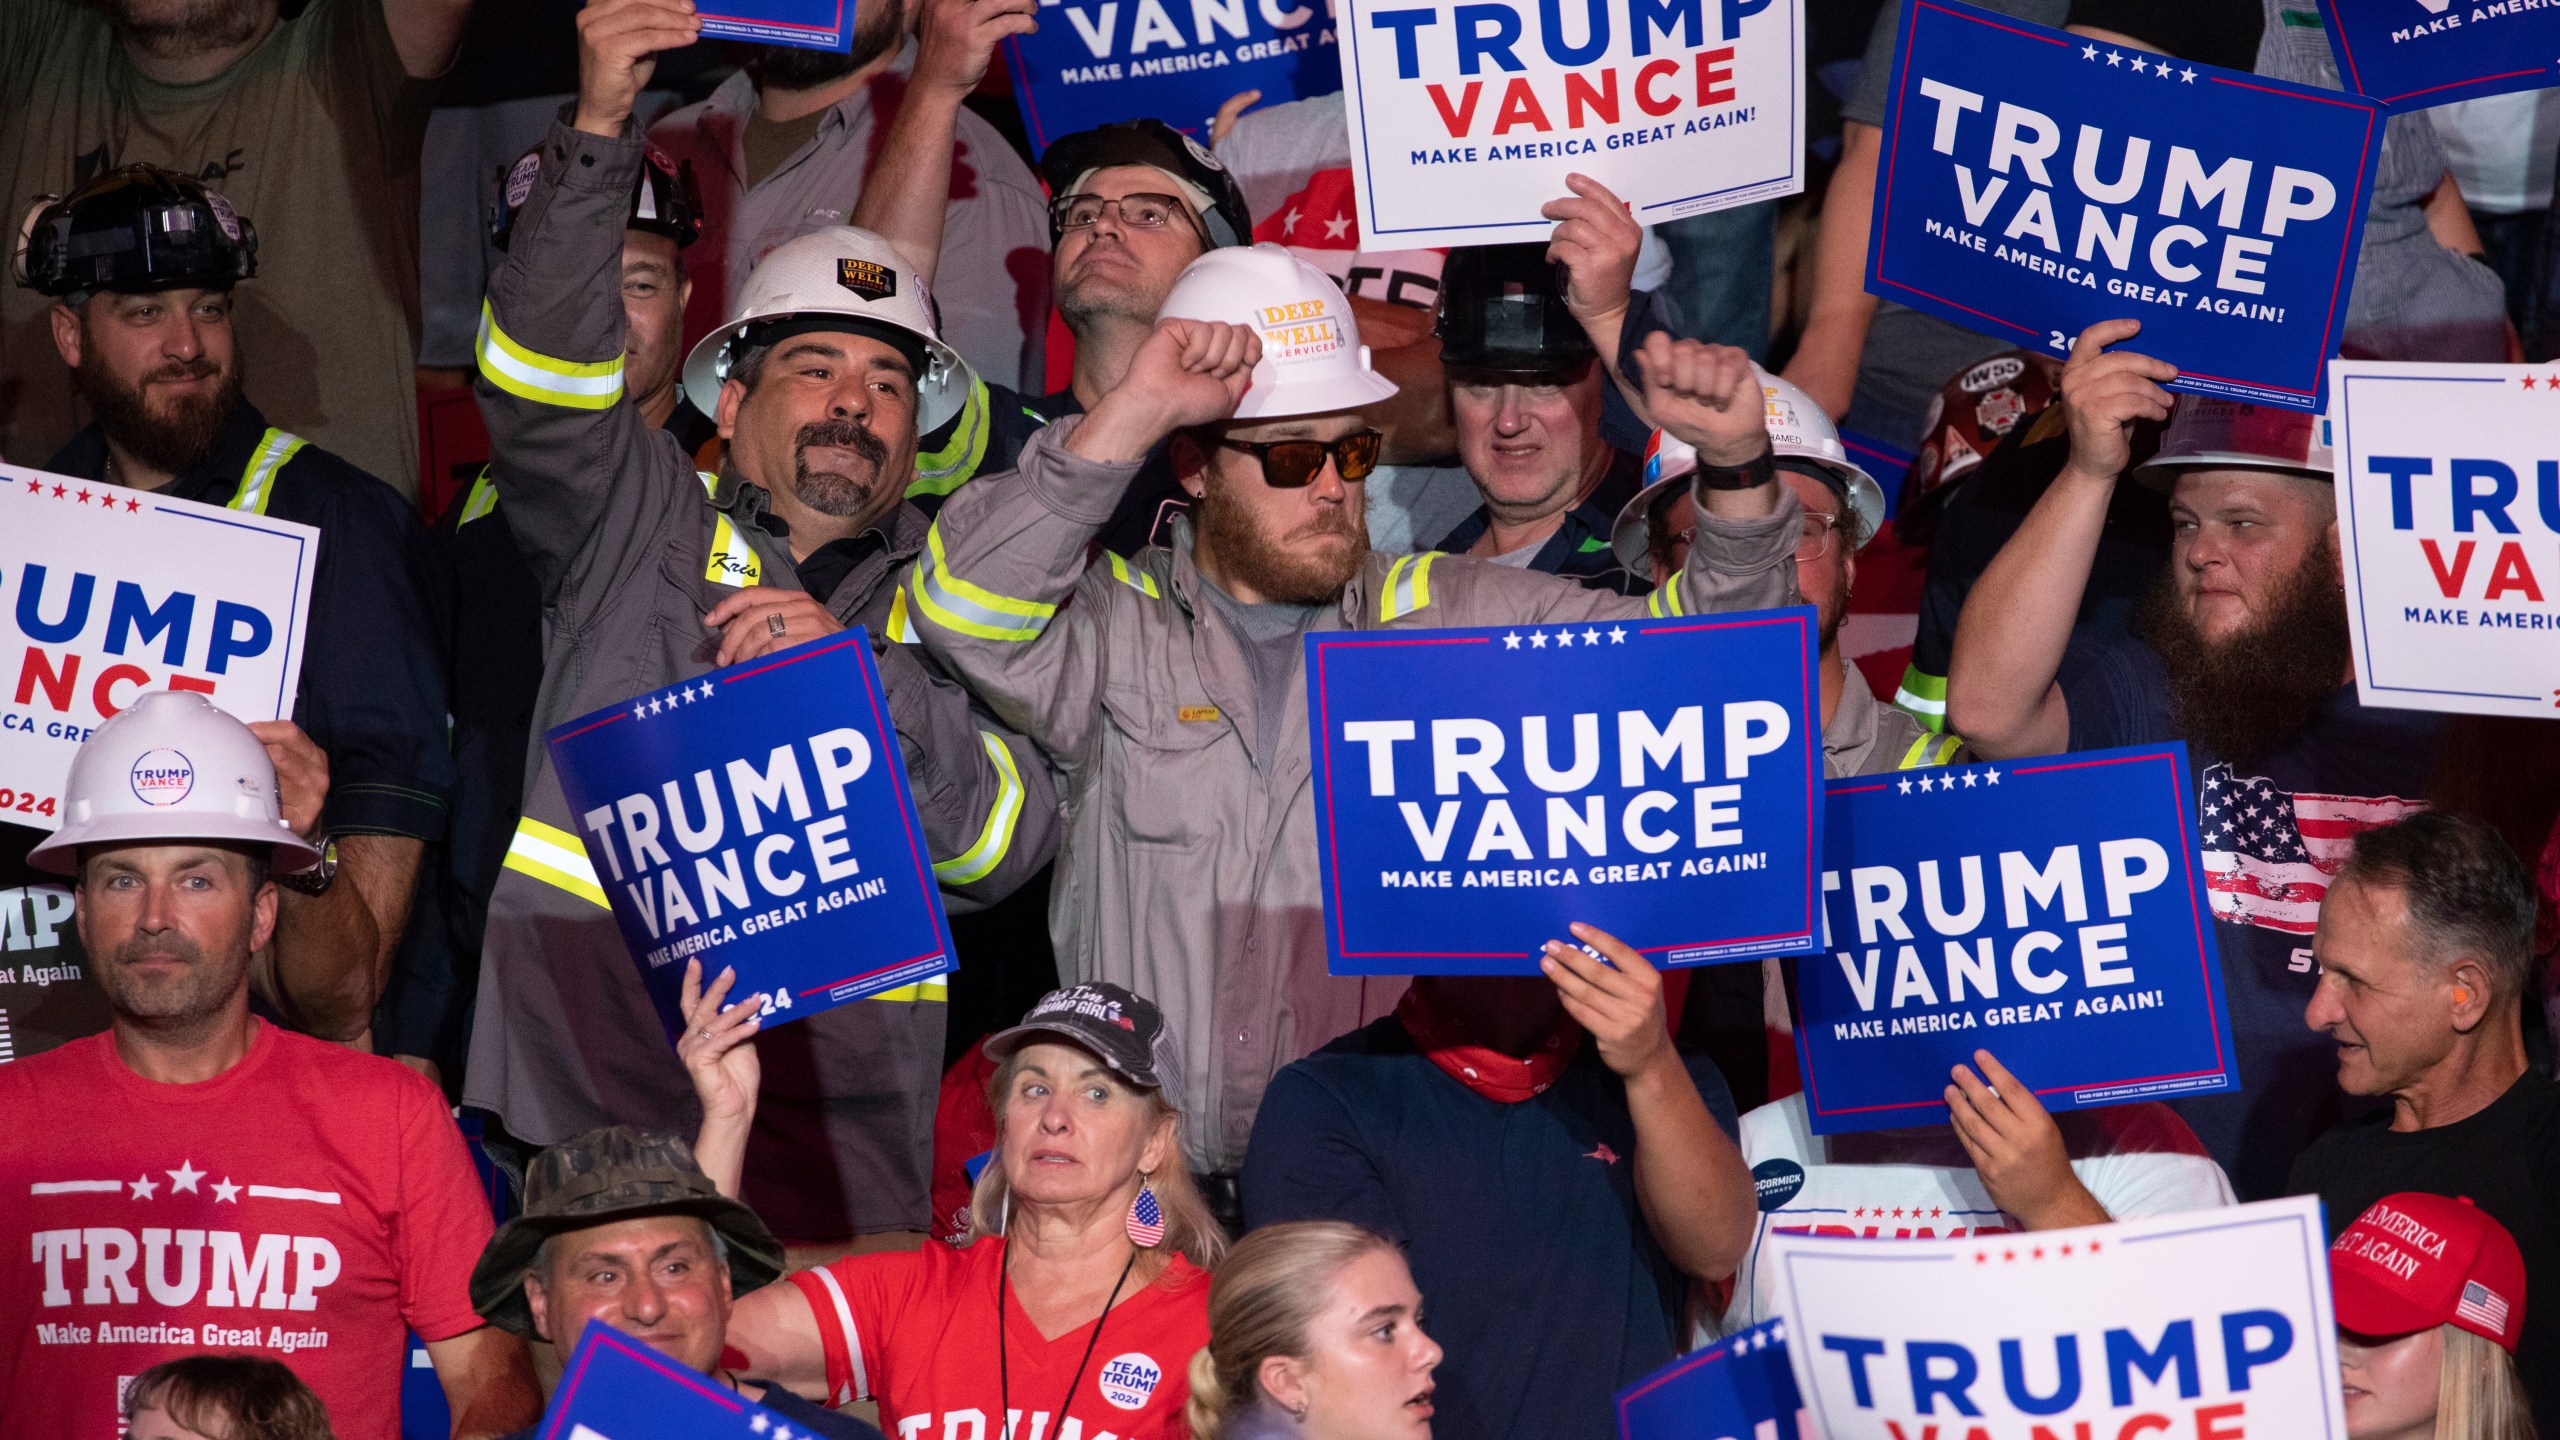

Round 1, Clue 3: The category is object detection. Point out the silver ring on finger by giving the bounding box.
[767,611,787,639]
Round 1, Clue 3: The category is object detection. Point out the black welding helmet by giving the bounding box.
[15,165,258,300]
[1434,242,1596,379]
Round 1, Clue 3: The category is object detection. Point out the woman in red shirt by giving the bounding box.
[682,967,1225,1440]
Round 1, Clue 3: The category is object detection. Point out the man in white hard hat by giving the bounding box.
[0,692,541,1440]
[1945,319,2439,1201]
[461,0,1059,1254]
[904,242,1822,1212]
[1612,371,1960,777]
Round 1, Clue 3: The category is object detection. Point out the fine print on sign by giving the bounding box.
[540,1321,801,1439]
[1005,0,1341,152]
[1306,610,1823,975]
[1771,1197,2346,1440]
[2315,0,2560,112]
[0,462,316,834]
[1793,744,2238,1136]
[545,631,956,1043]
[692,0,853,51]
[1865,0,2382,412]
[2329,361,2560,719]
[1335,0,1804,247]
[1617,1319,1803,1440]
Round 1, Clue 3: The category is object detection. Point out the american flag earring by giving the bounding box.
[1127,1177,1165,1247]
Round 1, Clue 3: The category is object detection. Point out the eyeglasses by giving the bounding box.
[1051,192,1198,235]
[1219,430,1385,487]
[1661,511,1843,563]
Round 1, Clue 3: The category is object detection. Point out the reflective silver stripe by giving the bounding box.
[231,428,306,514]
[932,731,1025,885]
[908,522,1055,643]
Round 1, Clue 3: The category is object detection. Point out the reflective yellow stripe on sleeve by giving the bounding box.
[699,470,760,587]
[1893,665,1949,730]
[475,300,625,410]
[1104,551,1161,598]
[455,467,500,528]
[1896,732,1965,770]
[907,519,1056,643]
[1645,579,1689,618]
[932,731,1025,887]
[1377,552,1441,621]
[230,428,307,514]
[884,584,919,644]
[868,976,950,1002]
[503,817,610,909]
[907,377,992,499]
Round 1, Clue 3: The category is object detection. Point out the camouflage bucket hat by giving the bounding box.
[468,1126,786,1338]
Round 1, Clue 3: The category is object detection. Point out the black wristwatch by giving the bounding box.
[278,836,339,897]
[1694,449,1778,491]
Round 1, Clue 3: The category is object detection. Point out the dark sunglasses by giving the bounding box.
[1218,429,1384,487]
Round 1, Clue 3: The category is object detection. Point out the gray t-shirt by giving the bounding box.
[1199,574,1325,770]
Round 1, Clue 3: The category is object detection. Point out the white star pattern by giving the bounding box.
[167,1160,204,1194]
[2181,65,2198,81]
[2081,41,2099,58]
[1608,627,1626,644]
[213,1177,242,1203]
[1531,632,1549,648]
[751,1418,770,1436]
[1582,628,1601,646]
[1323,214,1353,240]
[1984,768,2001,785]
[2154,59,2173,79]
[1503,632,1522,649]
[1960,771,1978,788]
[2128,57,2147,73]
[1281,206,1302,235]
[1898,777,1914,794]
[129,1175,158,1200]
[2105,48,2123,65]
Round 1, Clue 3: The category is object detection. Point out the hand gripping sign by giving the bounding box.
[1005,0,1341,153]
[1770,1196,2347,1440]
[2329,361,2560,718]
[1335,0,1805,247]
[2314,0,2560,112]
[1306,608,1823,975]
[1793,744,2238,1136]
[545,630,956,1043]
[1866,0,2383,412]
[691,0,854,50]
[540,1321,803,1439]
[1618,1320,1804,1440]
[0,461,315,834]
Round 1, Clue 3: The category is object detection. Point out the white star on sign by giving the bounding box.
[1583,628,1601,646]
[2180,65,2197,81]
[1961,771,1978,788]
[2154,60,2172,79]
[1608,627,1626,643]
[1502,632,1522,649]
[1984,768,2001,785]
[167,1160,204,1194]
[1530,632,1549,648]
[213,1177,242,1203]
[2105,48,2123,65]
[1324,214,1352,240]
[1555,630,1577,648]
[129,1175,158,1200]
[2128,57,2147,73]
[2081,41,2099,58]
[751,1417,770,1435]
[1897,778,1914,795]
[631,704,647,721]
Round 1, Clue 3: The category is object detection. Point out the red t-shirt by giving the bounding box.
[0,1022,495,1440]
[790,1238,1208,1440]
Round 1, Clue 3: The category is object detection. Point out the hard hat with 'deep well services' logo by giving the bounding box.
[25,691,322,876]
[1157,244,1400,420]
[681,227,974,433]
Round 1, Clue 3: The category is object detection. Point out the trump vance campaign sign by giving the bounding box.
[1335,0,1804,247]
[2315,0,2560,112]
[1793,744,2238,1136]
[545,630,955,1042]
[0,461,315,833]
[1618,1320,1804,1440]
[1866,0,2382,412]
[1306,609,1822,974]
[1006,0,1341,152]
[1770,1197,2346,1440]
[2330,360,2560,718]
[692,0,853,50]
[540,1321,803,1439]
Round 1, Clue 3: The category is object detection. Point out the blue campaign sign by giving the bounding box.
[545,630,955,1042]
[1306,610,1823,975]
[696,0,853,51]
[1004,0,1340,154]
[1617,1320,1803,1440]
[2316,0,2560,112]
[1865,0,2383,412]
[1792,743,2238,1136]
[541,1321,800,1439]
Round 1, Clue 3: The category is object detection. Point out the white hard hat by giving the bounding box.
[1609,368,1889,571]
[2134,395,2333,488]
[27,691,321,876]
[1156,243,1399,420]
[681,227,974,432]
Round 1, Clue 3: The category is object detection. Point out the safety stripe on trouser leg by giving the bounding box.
[503,817,609,909]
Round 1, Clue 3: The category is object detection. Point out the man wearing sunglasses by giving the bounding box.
[904,232,1830,1227]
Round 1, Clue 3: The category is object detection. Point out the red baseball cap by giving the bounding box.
[2329,1193,2526,1353]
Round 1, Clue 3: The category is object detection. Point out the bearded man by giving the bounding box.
[12,165,451,1060]
[462,0,1058,1255]
[1947,318,2442,1200]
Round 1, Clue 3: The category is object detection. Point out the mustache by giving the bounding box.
[794,418,887,467]
[115,933,204,967]
[144,357,220,386]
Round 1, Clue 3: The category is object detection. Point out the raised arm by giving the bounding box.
[1944,319,2175,758]
[848,0,1038,288]
[1780,121,1882,421]
[382,0,472,79]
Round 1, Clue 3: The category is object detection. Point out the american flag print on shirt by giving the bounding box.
[2197,763,2426,935]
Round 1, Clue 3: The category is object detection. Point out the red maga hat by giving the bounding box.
[2329,1192,2526,1353]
